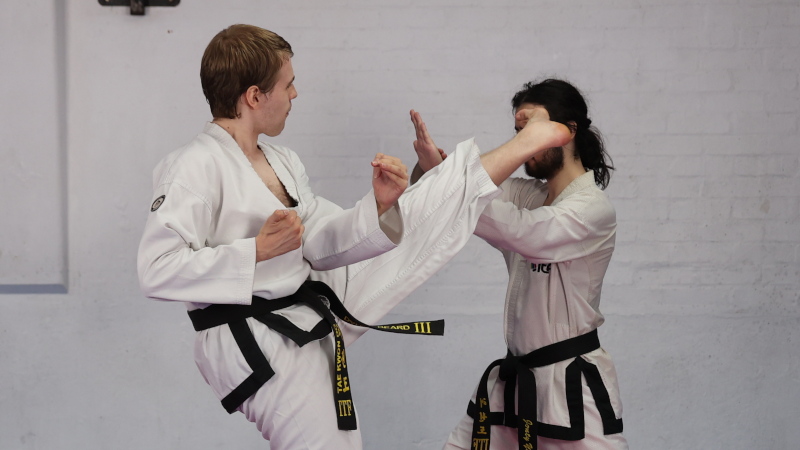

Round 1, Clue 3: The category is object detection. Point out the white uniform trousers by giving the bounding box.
[442,365,629,450]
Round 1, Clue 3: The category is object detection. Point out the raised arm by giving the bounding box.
[475,188,616,263]
[409,107,570,186]
[287,149,406,271]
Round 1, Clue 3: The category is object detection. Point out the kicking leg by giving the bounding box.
[334,110,568,345]
[336,138,499,345]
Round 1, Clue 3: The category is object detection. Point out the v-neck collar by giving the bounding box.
[551,171,596,206]
[261,146,299,206]
[204,122,301,208]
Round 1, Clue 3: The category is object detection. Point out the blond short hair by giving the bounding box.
[200,24,293,119]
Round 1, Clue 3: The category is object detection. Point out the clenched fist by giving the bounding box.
[255,210,304,262]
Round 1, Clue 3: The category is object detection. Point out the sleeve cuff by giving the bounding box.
[361,189,401,251]
[234,237,257,305]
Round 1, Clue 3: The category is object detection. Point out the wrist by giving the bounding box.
[376,199,391,217]
[255,236,270,262]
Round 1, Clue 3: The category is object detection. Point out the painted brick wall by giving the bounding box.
[304,2,800,449]
[1,1,797,449]
[260,3,800,447]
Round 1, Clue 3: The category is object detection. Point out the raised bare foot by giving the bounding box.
[516,107,572,155]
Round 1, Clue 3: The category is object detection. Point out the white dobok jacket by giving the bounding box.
[473,170,624,431]
[137,123,403,314]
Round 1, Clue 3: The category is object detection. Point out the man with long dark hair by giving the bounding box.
[412,79,627,450]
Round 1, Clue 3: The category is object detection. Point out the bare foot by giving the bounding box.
[516,107,572,155]
[410,109,445,172]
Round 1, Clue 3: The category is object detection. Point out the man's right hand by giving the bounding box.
[255,210,304,262]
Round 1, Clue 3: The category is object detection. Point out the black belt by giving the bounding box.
[188,280,444,431]
[468,330,623,450]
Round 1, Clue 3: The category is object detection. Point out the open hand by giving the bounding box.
[371,153,408,216]
[410,109,446,172]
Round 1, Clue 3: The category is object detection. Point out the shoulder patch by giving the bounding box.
[150,195,165,212]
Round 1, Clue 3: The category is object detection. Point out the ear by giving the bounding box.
[563,123,579,161]
[241,85,263,110]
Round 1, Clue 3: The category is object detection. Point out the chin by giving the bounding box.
[265,125,285,137]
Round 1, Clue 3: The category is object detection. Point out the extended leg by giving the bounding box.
[319,139,497,345]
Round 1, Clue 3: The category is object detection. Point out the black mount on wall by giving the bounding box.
[99,0,180,16]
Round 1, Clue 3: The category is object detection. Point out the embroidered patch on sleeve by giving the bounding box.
[151,195,166,212]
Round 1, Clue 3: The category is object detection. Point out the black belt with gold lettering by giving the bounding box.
[188,280,444,431]
[467,329,623,450]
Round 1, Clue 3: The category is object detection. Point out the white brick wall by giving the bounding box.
[1,0,798,449]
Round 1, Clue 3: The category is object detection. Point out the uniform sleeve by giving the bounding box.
[137,179,256,305]
[495,177,530,203]
[474,189,616,263]
[287,151,402,271]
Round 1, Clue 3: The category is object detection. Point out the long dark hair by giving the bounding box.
[511,79,614,189]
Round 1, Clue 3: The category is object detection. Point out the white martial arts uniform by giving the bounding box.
[443,171,628,450]
[138,123,500,449]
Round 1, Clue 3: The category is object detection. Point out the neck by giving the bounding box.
[544,159,587,205]
[212,117,261,158]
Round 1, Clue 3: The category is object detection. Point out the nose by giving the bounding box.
[290,85,298,100]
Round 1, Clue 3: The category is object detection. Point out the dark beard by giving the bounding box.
[524,146,564,180]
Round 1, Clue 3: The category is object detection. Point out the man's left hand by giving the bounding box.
[371,153,408,216]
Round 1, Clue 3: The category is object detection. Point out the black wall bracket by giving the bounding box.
[99,0,180,16]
